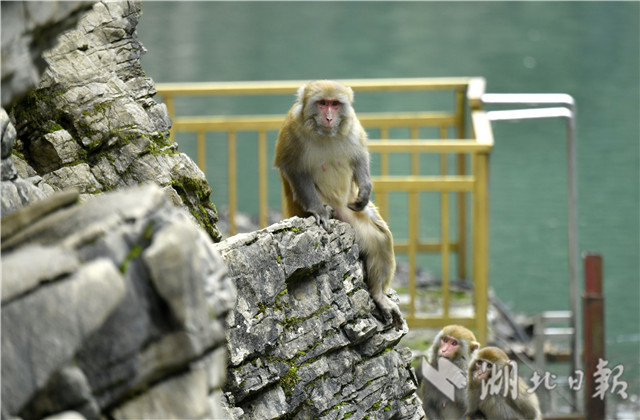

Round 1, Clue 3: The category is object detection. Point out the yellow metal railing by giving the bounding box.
[156,77,492,344]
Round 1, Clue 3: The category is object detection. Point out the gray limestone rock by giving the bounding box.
[1,184,235,420]
[1,259,126,415]
[28,130,83,173]
[218,217,425,420]
[21,365,99,420]
[1,107,53,215]
[0,1,426,418]
[42,412,87,420]
[0,176,50,216]
[1,108,16,158]
[42,164,103,194]
[110,368,210,420]
[0,1,93,107]
[1,188,79,244]
[6,0,221,240]
[1,156,17,181]
[1,244,79,302]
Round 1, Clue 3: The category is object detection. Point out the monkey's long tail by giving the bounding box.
[350,205,404,330]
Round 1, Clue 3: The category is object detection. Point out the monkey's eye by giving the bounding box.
[442,337,449,343]
[451,340,458,346]
[332,100,340,106]
[318,100,327,106]
[482,361,492,371]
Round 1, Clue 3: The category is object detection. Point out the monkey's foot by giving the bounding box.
[373,298,405,331]
[311,205,335,232]
[390,308,404,331]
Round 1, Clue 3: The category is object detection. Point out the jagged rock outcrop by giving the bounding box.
[4,0,221,240]
[218,217,425,419]
[1,184,235,420]
[0,1,93,107]
[1,108,54,214]
[1,188,425,420]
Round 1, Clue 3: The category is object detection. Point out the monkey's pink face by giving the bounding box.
[315,99,342,129]
[472,360,493,383]
[438,335,461,359]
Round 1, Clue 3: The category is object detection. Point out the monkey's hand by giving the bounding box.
[310,204,334,232]
[347,184,371,212]
[347,195,368,212]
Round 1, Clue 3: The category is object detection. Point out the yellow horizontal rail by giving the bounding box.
[156,77,482,96]
[395,242,460,253]
[406,317,477,330]
[372,176,475,192]
[170,112,457,133]
[368,140,492,153]
[172,115,284,131]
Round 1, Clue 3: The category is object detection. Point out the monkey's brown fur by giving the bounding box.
[466,347,541,420]
[274,80,403,330]
[417,325,479,419]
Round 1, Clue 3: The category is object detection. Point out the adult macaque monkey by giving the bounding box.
[466,347,541,420]
[417,325,479,419]
[274,80,403,330]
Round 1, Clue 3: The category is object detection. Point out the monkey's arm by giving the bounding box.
[465,390,484,420]
[506,384,541,420]
[348,152,372,211]
[281,168,332,230]
[466,410,487,420]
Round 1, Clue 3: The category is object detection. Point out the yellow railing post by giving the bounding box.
[228,131,237,236]
[408,191,418,320]
[440,152,450,318]
[472,111,494,345]
[378,127,390,221]
[474,150,489,346]
[456,88,468,282]
[197,131,206,173]
[164,94,175,142]
[258,130,268,228]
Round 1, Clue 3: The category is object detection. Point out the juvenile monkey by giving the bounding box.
[274,80,403,330]
[466,347,541,420]
[417,325,479,419]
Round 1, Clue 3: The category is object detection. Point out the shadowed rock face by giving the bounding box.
[218,216,424,420]
[1,190,422,420]
[1,184,235,420]
[1,1,94,107]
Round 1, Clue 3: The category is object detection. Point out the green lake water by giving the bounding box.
[137,1,639,398]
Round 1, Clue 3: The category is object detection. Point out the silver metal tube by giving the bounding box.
[482,93,575,109]
[483,94,580,412]
[486,107,573,121]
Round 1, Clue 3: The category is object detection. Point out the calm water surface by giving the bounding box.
[137,1,639,397]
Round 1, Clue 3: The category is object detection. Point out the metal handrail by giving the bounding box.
[479,92,579,411]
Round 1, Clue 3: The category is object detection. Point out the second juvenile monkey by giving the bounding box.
[274,80,403,330]
[466,347,541,420]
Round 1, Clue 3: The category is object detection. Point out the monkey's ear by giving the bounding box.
[470,341,480,352]
[345,86,354,103]
[296,84,307,103]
